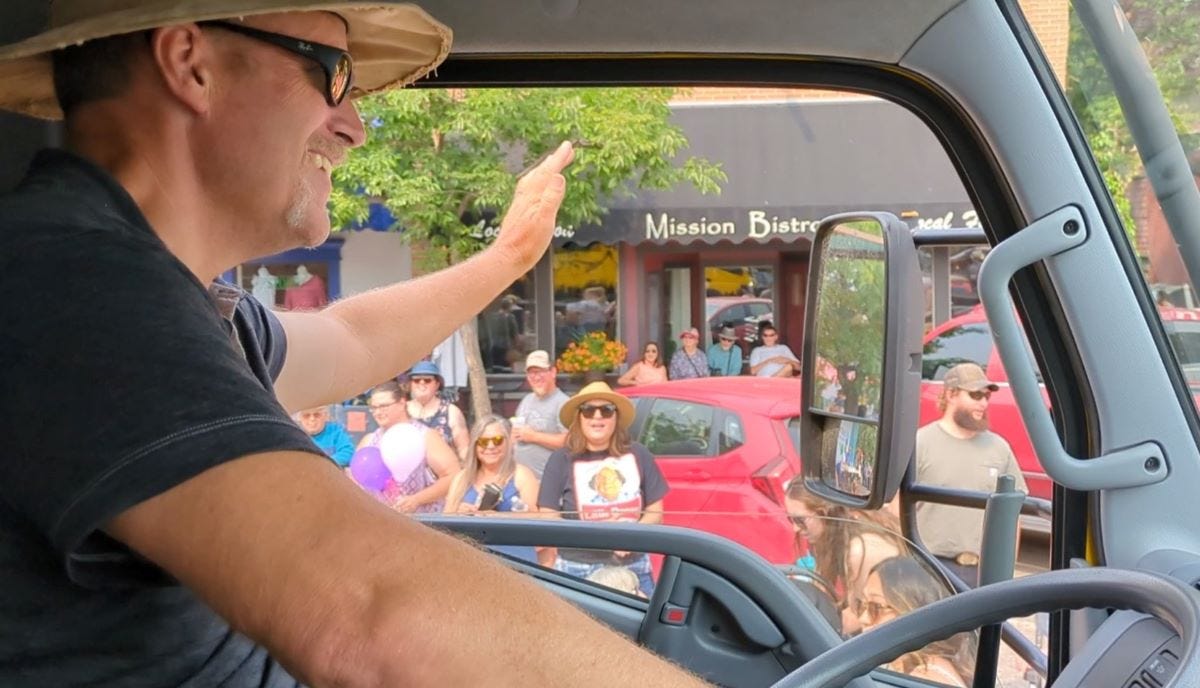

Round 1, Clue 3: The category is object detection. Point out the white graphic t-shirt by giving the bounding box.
[538,443,670,564]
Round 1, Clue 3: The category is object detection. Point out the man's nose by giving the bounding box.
[330,96,367,148]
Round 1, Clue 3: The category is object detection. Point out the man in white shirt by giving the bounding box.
[749,324,800,377]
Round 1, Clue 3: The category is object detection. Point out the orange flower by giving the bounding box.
[555,332,626,372]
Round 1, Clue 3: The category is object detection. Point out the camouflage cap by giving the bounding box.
[943,363,999,392]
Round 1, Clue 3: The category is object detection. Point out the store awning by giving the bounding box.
[553,98,976,248]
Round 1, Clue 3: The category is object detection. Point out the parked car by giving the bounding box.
[920,305,1200,501]
[705,296,773,346]
[621,377,801,564]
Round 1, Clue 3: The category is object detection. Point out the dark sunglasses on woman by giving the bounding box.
[199,21,354,106]
[579,403,617,419]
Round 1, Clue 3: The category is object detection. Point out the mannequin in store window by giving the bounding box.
[250,266,278,307]
[284,264,328,311]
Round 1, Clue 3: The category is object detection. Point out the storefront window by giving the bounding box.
[239,261,332,312]
[553,244,620,361]
[703,265,775,352]
[918,246,984,333]
[478,271,537,374]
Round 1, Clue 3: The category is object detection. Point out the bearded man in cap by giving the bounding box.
[0,3,704,686]
[914,363,1027,586]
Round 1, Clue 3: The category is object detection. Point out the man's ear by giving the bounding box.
[147,24,214,116]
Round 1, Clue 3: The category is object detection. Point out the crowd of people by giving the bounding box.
[296,351,1014,679]
[297,350,668,597]
[624,321,801,384]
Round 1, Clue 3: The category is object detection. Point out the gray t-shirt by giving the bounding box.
[914,422,1027,558]
[514,389,570,476]
[749,343,799,377]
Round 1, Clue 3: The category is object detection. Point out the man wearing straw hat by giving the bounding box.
[0,4,703,686]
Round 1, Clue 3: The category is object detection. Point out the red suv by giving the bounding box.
[622,377,801,564]
[920,305,1200,500]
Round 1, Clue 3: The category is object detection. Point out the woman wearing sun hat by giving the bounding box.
[537,381,669,596]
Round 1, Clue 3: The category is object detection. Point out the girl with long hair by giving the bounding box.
[859,556,977,686]
[784,479,908,635]
[444,415,540,515]
[445,415,541,562]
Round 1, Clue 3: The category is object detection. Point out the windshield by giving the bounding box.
[1029,1,1200,396]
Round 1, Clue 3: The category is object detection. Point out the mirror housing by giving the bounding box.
[800,212,923,509]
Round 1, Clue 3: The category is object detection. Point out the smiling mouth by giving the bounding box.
[307,151,334,174]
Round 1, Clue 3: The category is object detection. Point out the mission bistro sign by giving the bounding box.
[471,205,980,246]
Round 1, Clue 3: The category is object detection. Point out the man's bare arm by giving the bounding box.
[519,427,567,451]
[273,142,575,412]
[107,453,707,687]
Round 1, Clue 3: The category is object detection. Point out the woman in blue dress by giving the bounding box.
[443,414,541,563]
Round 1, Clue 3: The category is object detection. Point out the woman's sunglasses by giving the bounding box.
[475,435,505,449]
[200,21,354,106]
[579,403,618,419]
[410,376,438,385]
[856,599,897,625]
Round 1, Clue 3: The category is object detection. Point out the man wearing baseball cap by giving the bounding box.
[0,4,703,686]
[511,350,570,477]
[914,363,1027,586]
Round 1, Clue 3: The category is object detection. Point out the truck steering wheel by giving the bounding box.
[771,568,1200,687]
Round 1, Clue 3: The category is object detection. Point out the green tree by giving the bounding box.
[1066,0,1200,244]
[329,87,726,419]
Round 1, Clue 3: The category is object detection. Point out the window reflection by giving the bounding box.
[703,265,774,357]
[641,399,716,457]
[478,272,536,374]
[919,246,984,335]
[554,245,619,360]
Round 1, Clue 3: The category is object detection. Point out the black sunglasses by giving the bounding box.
[200,21,354,106]
[965,390,992,401]
[579,403,618,419]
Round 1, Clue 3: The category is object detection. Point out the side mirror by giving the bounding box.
[800,212,922,509]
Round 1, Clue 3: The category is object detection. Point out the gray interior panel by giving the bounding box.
[904,0,1200,568]
[415,0,960,64]
[427,516,877,688]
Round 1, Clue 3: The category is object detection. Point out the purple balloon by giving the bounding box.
[349,446,390,492]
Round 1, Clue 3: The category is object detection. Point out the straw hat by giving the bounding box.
[0,1,451,119]
[559,381,636,432]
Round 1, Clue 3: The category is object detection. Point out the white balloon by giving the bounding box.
[378,423,427,482]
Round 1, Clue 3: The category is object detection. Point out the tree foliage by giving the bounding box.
[812,222,887,415]
[329,87,726,265]
[327,86,725,418]
[1065,0,1200,243]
